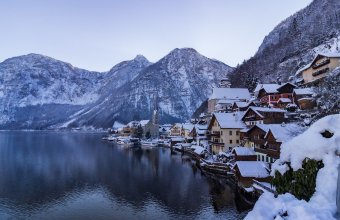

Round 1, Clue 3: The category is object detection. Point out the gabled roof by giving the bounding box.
[293,88,314,95]
[295,52,340,76]
[264,123,306,143]
[233,101,254,108]
[278,98,291,103]
[232,147,256,156]
[254,84,280,94]
[210,112,246,129]
[139,120,150,126]
[242,107,286,120]
[235,161,269,178]
[210,88,250,100]
[182,123,195,131]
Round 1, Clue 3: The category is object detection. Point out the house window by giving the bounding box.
[229,131,232,135]
[236,140,239,144]
[236,131,239,135]
[262,155,264,161]
[229,140,232,144]
[266,157,269,162]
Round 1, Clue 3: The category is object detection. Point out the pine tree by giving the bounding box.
[145,131,151,139]
[133,125,144,139]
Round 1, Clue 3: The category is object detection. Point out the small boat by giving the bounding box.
[141,140,158,148]
[107,136,117,141]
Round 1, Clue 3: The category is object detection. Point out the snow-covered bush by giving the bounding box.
[245,114,340,220]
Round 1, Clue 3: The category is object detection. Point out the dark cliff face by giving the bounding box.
[229,0,340,89]
[0,49,233,129]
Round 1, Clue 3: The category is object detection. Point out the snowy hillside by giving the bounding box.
[229,0,340,88]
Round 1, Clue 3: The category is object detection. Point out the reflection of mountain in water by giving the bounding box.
[0,132,247,219]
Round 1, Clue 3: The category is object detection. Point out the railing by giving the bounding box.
[253,180,277,195]
[312,58,330,69]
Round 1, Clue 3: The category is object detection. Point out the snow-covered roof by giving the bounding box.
[112,121,125,129]
[213,112,246,129]
[254,84,280,94]
[232,147,256,156]
[293,88,314,95]
[127,121,139,127]
[182,123,194,131]
[217,99,235,104]
[235,161,269,178]
[278,98,291,103]
[192,145,207,155]
[233,101,251,108]
[264,123,306,143]
[210,88,250,100]
[295,52,340,76]
[139,120,150,126]
[243,107,286,119]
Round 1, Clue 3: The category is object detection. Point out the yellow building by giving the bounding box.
[296,53,340,85]
[207,112,246,154]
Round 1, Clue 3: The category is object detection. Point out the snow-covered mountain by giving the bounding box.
[67,48,233,128]
[0,49,232,129]
[229,0,340,89]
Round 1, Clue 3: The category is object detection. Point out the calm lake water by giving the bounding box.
[0,132,249,220]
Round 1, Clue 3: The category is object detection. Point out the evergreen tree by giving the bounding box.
[133,125,143,138]
[145,131,151,139]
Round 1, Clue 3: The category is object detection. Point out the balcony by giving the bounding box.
[207,131,220,137]
[254,147,280,159]
[312,58,330,69]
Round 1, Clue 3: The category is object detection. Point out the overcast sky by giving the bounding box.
[0,0,312,71]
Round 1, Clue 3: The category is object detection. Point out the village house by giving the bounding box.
[241,107,286,126]
[207,88,251,113]
[254,83,296,107]
[120,121,140,136]
[182,123,195,138]
[249,123,305,163]
[231,101,256,112]
[295,52,340,85]
[169,123,183,136]
[189,124,208,146]
[240,124,269,149]
[233,161,271,188]
[207,112,246,154]
[231,147,257,161]
[159,124,172,139]
[293,88,316,110]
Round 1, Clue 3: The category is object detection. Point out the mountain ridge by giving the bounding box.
[0,48,233,129]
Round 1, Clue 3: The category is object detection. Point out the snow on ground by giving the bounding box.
[245,114,340,220]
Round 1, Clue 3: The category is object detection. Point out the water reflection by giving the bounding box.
[0,132,248,219]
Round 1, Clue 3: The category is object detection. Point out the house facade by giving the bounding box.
[293,88,316,110]
[170,123,183,136]
[207,113,245,154]
[241,107,286,126]
[208,88,251,113]
[296,53,340,85]
[255,83,296,107]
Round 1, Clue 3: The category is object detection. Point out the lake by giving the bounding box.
[0,132,249,220]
